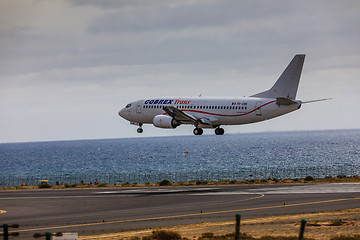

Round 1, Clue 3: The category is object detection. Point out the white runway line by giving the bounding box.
[191,183,360,195]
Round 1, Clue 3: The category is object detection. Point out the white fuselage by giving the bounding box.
[119,97,302,128]
[118,55,307,135]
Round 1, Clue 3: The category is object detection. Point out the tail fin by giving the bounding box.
[251,54,305,100]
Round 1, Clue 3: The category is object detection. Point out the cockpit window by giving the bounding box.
[125,103,131,108]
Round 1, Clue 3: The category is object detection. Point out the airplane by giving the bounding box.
[118,54,328,135]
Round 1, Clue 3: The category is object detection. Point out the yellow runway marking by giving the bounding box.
[10,193,265,224]
[0,210,6,214]
[17,196,360,233]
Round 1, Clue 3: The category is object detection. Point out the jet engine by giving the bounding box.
[153,115,180,129]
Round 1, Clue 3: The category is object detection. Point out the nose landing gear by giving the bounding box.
[137,123,143,133]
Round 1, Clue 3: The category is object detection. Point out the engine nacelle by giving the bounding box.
[153,115,180,129]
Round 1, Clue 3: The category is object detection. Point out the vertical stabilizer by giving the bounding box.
[251,54,305,100]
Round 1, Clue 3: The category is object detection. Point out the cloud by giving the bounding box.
[2,0,359,76]
[0,0,359,142]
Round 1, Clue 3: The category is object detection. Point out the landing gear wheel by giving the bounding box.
[137,128,143,133]
[215,127,224,135]
[193,128,203,135]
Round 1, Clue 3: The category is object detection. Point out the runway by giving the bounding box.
[0,183,359,237]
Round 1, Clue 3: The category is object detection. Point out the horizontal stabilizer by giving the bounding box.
[276,97,297,105]
[302,98,332,104]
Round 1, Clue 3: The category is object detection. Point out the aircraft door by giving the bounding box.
[255,101,262,116]
[136,100,142,114]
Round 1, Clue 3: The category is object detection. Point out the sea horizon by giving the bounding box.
[1,128,359,145]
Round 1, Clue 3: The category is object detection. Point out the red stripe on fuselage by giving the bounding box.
[163,100,276,117]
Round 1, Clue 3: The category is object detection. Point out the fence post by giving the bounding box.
[235,214,241,240]
[1,224,19,240]
[298,219,306,240]
[2,224,8,240]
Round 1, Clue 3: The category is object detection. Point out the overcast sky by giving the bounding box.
[1,0,359,143]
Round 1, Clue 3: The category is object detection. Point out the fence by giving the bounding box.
[0,165,359,187]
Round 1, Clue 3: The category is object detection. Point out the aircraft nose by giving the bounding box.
[118,108,128,118]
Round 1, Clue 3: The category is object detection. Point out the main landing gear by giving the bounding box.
[137,123,143,133]
[193,128,203,135]
[193,127,225,135]
[215,127,225,135]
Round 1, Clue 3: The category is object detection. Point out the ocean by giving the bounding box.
[0,129,359,186]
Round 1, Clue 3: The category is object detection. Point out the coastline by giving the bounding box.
[1,176,359,190]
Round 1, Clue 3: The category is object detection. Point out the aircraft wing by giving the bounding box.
[163,106,213,125]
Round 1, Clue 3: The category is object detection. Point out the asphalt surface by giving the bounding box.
[0,183,359,238]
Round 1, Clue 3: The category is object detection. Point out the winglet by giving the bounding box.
[251,54,305,100]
